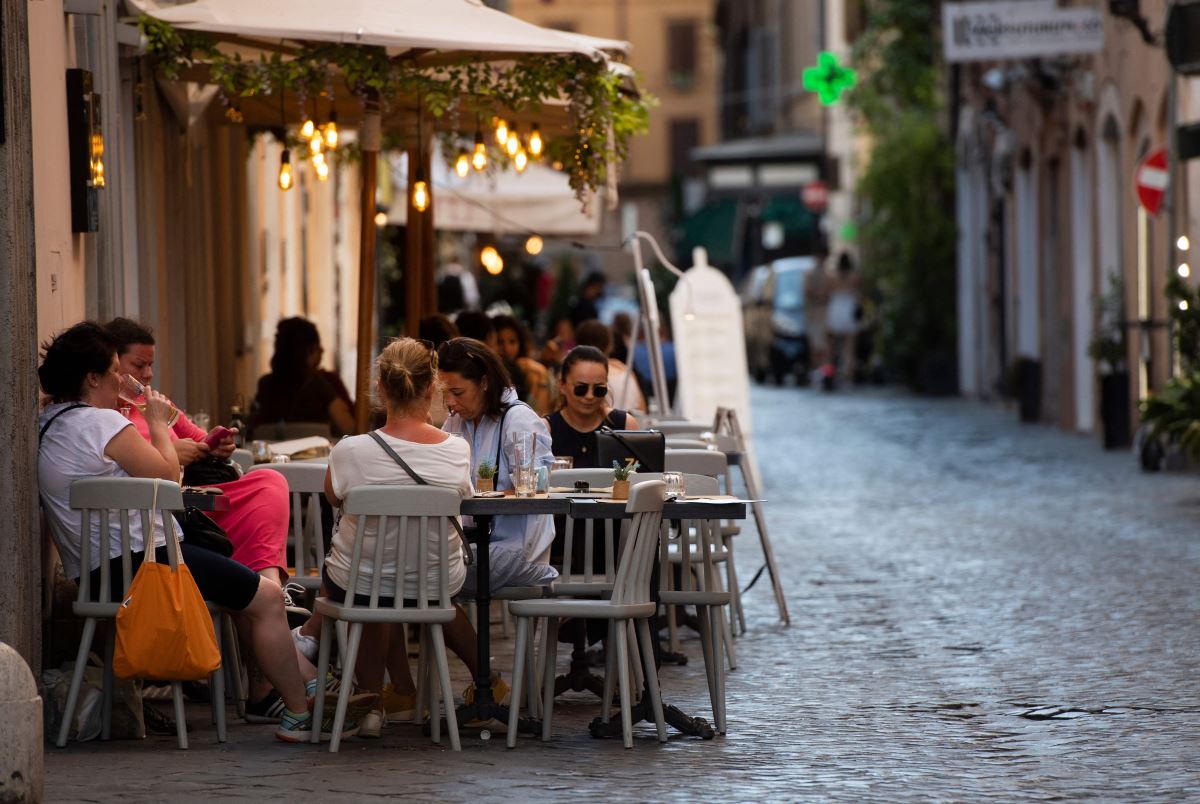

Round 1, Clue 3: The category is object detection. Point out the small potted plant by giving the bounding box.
[476,459,497,493]
[1089,274,1130,449]
[611,459,639,501]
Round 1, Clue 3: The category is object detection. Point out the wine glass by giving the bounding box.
[249,440,273,464]
[118,374,179,426]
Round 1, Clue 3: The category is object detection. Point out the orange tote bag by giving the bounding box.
[112,481,221,680]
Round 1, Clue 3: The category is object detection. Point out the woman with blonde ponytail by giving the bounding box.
[313,337,480,738]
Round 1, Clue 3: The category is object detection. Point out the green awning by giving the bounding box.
[678,198,738,268]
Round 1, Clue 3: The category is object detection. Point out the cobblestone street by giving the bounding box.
[45,386,1200,801]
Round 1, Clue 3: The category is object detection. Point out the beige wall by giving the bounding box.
[509,0,719,188]
[28,1,89,345]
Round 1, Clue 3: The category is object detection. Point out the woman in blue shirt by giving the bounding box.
[438,337,555,563]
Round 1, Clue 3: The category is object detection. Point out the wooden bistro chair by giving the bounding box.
[59,478,234,749]
[310,485,462,752]
[664,448,740,668]
[507,481,668,749]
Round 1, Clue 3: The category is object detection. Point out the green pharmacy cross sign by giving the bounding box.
[803,51,856,106]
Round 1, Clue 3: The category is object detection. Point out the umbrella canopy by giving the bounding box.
[131,0,612,60]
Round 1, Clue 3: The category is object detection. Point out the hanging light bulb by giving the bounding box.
[1180,300,1190,311]
[529,125,543,157]
[278,150,293,191]
[323,112,339,150]
[1179,235,1192,252]
[481,245,503,275]
[374,211,389,227]
[412,176,430,213]
[495,118,508,146]
[1179,263,1191,278]
[312,151,329,181]
[514,147,528,173]
[455,150,471,178]
[505,127,521,157]
[525,235,543,256]
[472,131,488,171]
[300,119,315,139]
[309,130,323,156]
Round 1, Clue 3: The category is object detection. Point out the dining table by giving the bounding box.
[456,491,748,740]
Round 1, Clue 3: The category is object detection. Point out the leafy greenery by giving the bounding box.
[1140,264,1200,457]
[477,459,497,480]
[849,0,955,388]
[1087,273,1127,375]
[138,15,653,200]
[611,460,639,480]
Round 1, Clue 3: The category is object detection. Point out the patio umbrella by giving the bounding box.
[131,0,628,430]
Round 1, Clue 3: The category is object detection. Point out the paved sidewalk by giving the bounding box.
[45,386,1200,801]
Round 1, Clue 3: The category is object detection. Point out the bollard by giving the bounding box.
[0,642,43,802]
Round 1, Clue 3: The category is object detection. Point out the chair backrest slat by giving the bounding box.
[550,468,622,585]
[609,481,665,606]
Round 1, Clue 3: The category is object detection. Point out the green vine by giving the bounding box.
[138,15,653,199]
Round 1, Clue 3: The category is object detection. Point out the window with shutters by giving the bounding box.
[667,20,698,91]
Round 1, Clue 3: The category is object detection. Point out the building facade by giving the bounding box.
[954,0,1200,436]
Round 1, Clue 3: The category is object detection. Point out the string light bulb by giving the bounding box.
[413,178,430,213]
[525,235,543,256]
[374,211,388,227]
[278,150,293,191]
[528,125,543,157]
[313,151,329,181]
[495,118,508,146]
[309,130,323,156]
[472,131,488,171]
[323,113,339,150]
[505,128,520,157]
[481,245,503,275]
[455,151,471,177]
[514,147,528,172]
[1180,300,1190,311]
[1179,263,1191,278]
[300,119,315,139]
[1179,235,1191,252]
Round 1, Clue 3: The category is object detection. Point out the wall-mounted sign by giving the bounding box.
[1135,146,1168,216]
[943,1,1104,63]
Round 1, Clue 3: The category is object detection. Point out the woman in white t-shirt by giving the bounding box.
[313,337,480,738]
[36,322,362,743]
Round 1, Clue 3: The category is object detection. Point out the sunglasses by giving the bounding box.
[572,382,608,398]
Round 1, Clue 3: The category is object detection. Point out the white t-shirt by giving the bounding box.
[37,403,167,580]
[324,430,473,600]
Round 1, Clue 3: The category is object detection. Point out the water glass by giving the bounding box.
[270,454,291,464]
[508,431,535,467]
[551,456,574,471]
[514,464,537,497]
[663,471,685,499]
[249,440,273,464]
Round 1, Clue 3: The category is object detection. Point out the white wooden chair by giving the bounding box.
[507,481,668,749]
[246,462,327,594]
[310,485,462,752]
[59,478,231,749]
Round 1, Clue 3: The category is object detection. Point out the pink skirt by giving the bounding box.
[207,469,290,576]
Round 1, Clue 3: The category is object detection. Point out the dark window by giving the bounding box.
[667,20,698,89]
[669,118,701,177]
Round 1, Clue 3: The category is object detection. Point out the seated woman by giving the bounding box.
[317,336,483,738]
[103,318,296,602]
[545,345,640,465]
[249,317,356,439]
[36,322,372,743]
[493,314,554,417]
[438,337,554,563]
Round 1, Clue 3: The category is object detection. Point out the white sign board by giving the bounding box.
[669,250,753,435]
[943,1,1104,63]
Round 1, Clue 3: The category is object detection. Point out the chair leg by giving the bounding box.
[101,626,114,741]
[721,601,737,671]
[667,603,681,654]
[540,617,559,742]
[626,620,643,698]
[710,605,727,734]
[636,618,667,742]
[58,618,97,748]
[724,537,746,636]
[524,618,540,719]
[171,682,188,750]
[614,621,633,749]
[501,600,512,637]
[600,620,617,724]
[223,615,246,719]
[311,617,335,745]
[429,624,460,751]
[210,613,227,743]
[415,625,430,724]
[428,632,441,745]
[507,616,529,748]
[328,622,363,752]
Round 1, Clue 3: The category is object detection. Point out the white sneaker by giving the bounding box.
[292,626,319,663]
[358,706,385,739]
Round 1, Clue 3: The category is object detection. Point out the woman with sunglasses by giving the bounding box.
[544,345,639,469]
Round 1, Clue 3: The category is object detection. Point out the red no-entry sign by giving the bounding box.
[1135,146,1169,215]
[802,181,828,213]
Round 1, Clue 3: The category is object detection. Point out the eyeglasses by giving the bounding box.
[572,382,608,398]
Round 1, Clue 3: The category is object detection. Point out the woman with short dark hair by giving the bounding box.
[438,337,554,561]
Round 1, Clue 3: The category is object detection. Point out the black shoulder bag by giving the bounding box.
[595,427,665,472]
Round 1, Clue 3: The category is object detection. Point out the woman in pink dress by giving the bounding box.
[103,319,293,592]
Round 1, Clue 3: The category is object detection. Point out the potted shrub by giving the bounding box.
[476,459,497,493]
[610,460,639,501]
[1089,274,1131,449]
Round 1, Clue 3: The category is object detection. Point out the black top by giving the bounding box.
[248,370,341,434]
[545,409,628,469]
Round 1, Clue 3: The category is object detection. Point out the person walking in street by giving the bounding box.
[826,252,862,387]
[804,246,832,386]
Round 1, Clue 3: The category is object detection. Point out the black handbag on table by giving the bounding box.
[182,457,241,486]
[595,428,665,473]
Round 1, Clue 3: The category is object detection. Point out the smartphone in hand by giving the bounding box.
[204,426,236,449]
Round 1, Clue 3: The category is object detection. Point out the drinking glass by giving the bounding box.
[192,410,211,433]
[508,431,535,467]
[551,456,574,471]
[118,374,180,426]
[663,471,685,499]
[270,453,291,464]
[514,465,537,497]
[249,440,273,464]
